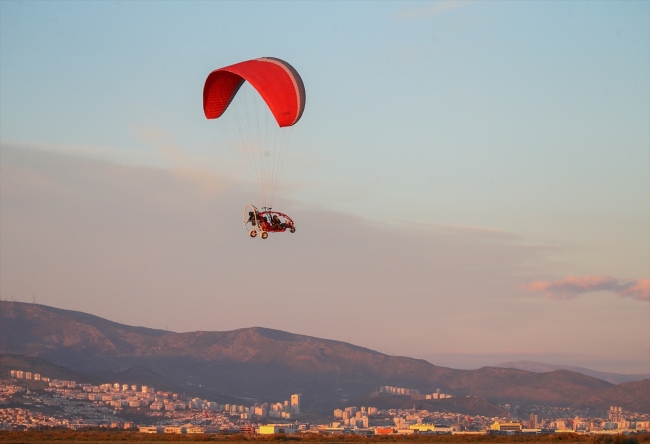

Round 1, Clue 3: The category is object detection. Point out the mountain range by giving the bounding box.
[495,360,650,385]
[1,301,648,414]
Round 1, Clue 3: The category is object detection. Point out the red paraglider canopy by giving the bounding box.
[203,57,306,127]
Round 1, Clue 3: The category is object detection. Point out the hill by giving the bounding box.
[496,360,650,385]
[572,379,650,413]
[1,301,648,413]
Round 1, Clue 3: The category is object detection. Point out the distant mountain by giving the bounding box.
[1,301,648,414]
[495,360,650,385]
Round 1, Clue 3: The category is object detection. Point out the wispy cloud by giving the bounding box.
[135,126,231,195]
[617,279,650,301]
[522,276,650,301]
[1,141,162,168]
[398,1,469,20]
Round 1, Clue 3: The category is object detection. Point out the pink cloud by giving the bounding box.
[615,279,650,301]
[522,276,649,301]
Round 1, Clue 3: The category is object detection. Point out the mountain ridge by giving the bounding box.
[495,360,650,385]
[1,301,648,413]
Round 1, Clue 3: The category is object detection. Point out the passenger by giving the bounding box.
[271,215,282,230]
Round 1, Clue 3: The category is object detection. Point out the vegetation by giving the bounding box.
[587,435,641,444]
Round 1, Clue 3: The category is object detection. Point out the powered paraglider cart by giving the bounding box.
[243,204,296,239]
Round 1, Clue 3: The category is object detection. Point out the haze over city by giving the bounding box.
[1,0,648,375]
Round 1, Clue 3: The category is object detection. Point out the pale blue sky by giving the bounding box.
[1,1,648,372]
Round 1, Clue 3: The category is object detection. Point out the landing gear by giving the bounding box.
[249,230,257,238]
[261,232,269,239]
[290,227,296,233]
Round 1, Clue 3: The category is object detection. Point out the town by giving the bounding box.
[1,369,648,436]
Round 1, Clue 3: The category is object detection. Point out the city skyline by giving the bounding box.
[2,368,649,433]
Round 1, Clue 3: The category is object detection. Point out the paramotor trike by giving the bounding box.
[243,204,296,239]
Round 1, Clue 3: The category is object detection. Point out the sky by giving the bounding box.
[1,1,648,374]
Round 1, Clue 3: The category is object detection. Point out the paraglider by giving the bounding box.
[203,57,305,239]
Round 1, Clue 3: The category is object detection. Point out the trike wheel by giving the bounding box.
[261,232,269,239]
[249,230,257,238]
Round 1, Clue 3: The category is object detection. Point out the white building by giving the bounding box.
[291,394,302,414]
[138,426,160,433]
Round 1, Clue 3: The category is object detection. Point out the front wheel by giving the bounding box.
[261,232,269,239]
[249,230,257,238]
[290,227,296,233]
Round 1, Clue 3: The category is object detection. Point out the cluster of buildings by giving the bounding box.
[323,404,650,436]
[380,386,421,395]
[265,393,302,419]
[2,368,649,436]
[152,393,302,420]
[0,378,116,430]
[379,386,453,399]
[8,370,50,383]
[489,415,650,434]
[0,382,25,403]
[452,407,650,435]
[7,368,305,418]
[598,406,650,432]
[332,406,378,428]
[327,405,497,434]
[41,379,183,411]
[425,390,453,400]
[0,407,68,430]
[250,393,302,419]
